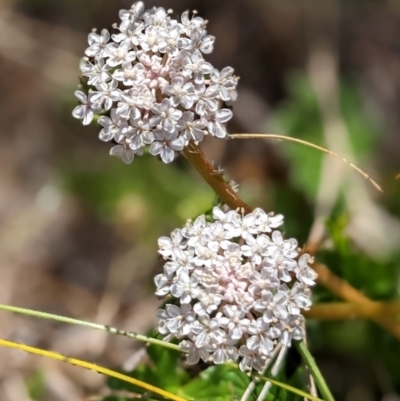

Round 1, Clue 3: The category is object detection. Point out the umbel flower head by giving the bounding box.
[72,1,238,164]
[155,207,317,373]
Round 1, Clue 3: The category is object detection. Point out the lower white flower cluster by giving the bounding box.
[155,207,317,373]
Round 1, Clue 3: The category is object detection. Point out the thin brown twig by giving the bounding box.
[312,263,400,338]
[304,300,400,320]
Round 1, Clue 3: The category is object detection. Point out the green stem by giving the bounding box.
[296,340,335,401]
[0,304,179,352]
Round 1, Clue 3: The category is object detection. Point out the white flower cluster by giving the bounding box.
[72,1,238,164]
[155,207,317,373]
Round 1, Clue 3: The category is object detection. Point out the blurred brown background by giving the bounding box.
[1,1,400,400]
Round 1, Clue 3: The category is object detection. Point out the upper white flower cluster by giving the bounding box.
[155,207,317,373]
[72,1,238,164]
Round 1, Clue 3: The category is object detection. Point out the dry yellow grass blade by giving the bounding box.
[0,339,189,401]
[229,133,382,193]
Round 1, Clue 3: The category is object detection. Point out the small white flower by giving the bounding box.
[239,345,267,373]
[205,108,233,138]
[154,273,171,297]
[113,62,145,86]
[279,315,305,347]
[106,42,136,67]
[193,286,222,315]
[163,77,196,109]
[91,79,120,110]
[85,29,112,58]
[110,137,143,164]
[177,111,206,144]
[246,318,276,356]
[241,234,270,264]
[126,116,154,149]
[158,25,182,56]
[149,130,185,164]
[116,88,143,119]
[191,314,225,348]
[219,305,250,340]
[143,6,169,28]
[210,67,237,101]
[296,254,317,286]
[72,91,101,125]
[254,208,284,232]
[170,271,199,304]
[182,215,208,246]
[150,99,182,133]
[112,21,143,45]
[179,340,210,364]
[137,26,162,53]
[268,231,299,259]
[254,289,288,323]
[188,28,215,54]
[158,228,185,257]
[211,337,238,364]
[249,269,280,295]
[194,84,219,116]
[98,110,128,142]
[182,50,213,85]
[159,303,196,336]
[81,58,111,86]
[180,10,205,37]
[119,2,145,25]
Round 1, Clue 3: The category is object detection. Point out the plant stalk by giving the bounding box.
[182,141,252,213]
[296,340,335,401]
[0,304,180,352]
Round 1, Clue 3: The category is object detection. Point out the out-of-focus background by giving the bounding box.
[1,0,400,400]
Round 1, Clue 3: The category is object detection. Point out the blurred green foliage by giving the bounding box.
[62,154,215,245]
[272,72,378,201]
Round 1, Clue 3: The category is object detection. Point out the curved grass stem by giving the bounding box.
[0,304,179,352]
[229,133,382,192]
[0,338,188,401]
[296,340,335,401]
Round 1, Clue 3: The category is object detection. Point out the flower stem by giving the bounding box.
[182,141,252,213]
[296,340,335,401]
[0,304,180,352]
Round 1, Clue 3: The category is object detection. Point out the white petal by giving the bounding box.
[161,147,175,163]
[72,105,86,120]
[82,110,94,125]
[149,141,163,156]
[216,108,233,123]
[74,91,87,104]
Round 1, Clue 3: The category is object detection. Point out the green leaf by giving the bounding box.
[181,365,251,401]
